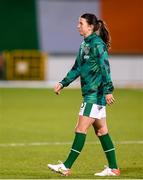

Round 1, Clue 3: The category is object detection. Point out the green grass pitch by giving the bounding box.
[0,88,143,179]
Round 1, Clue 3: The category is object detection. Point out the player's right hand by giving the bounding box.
[54,83,63,95]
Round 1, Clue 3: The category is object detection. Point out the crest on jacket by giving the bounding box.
[84,46,90,55]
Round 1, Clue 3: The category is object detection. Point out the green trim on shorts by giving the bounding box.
[83,103,93,116]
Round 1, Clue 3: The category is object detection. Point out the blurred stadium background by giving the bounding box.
[0,0,142,88]
[0,0,143,179]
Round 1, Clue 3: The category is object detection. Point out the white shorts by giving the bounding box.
[79,102,106,119]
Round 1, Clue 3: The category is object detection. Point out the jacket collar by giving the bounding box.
[84,33,97,43]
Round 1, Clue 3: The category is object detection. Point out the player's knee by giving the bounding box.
[96,127,108,136]
[75,126,87,134]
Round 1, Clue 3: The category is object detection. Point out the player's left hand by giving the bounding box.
[106,94,115,105]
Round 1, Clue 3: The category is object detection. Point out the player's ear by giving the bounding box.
[89,24,94,31]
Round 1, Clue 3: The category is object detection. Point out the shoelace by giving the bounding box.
[102,165,110,173]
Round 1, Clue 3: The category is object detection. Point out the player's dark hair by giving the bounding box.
[81,13,111,49]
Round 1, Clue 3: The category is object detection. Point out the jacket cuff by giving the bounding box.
[59,82,64,88]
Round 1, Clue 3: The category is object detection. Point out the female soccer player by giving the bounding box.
[48,13,120,177]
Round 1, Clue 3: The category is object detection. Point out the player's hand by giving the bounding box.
[54,83,63,95]
[106,94,115,105]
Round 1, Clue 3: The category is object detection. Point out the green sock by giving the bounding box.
[64,132,86,168]
[99,133,118,169]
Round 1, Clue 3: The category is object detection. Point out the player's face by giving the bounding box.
[77,17,93,37]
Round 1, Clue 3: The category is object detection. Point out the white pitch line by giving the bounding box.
[0,142,72,147]
[0,141,143,147]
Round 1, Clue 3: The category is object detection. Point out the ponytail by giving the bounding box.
[81,13,111,49]
[97,20,111,49]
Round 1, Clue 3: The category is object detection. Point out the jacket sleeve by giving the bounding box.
[60,55,80,87]
[96,44,114,94]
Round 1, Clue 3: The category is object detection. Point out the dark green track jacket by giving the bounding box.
[60,33,114,105]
